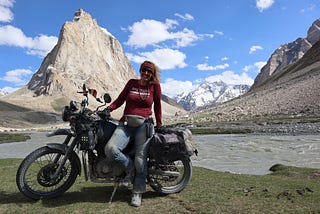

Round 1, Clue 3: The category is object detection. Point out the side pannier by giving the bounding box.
[149,126,198,162]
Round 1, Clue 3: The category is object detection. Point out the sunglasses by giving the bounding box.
[141,68,153,74]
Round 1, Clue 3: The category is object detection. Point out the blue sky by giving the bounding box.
[0,0,319,98]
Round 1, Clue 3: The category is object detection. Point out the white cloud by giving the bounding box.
[0,69,33,85]
[249,45,263,54]
[242,65,252,72]
[126,48,187,70]
[172,28,199,47]
[254,61,267,71]
[26,34,58,57]
[0,0,14,23]
[256,0,275,12]
[300,4,316,13]
[0,25,58,57]
[214,30,224,36]
[125,18,212,48]
[161,78,197,98]
[196,63,229,71]
[0,25,32,46]
[205,70,254,86]
[0,0,14,8]
[243,61,266,73]
[125,19,177,48]
[0,1,57,57]
[174,13,194,21]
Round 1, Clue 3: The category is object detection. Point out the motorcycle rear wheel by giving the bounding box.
[16,146,79,200]
[147,157,192,194]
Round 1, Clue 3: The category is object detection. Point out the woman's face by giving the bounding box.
[140,67,153,82]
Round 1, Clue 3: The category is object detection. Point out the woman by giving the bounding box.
[104,60,162,207]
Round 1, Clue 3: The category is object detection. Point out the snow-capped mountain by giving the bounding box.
[175,81,250,111]
[0,89,9,97]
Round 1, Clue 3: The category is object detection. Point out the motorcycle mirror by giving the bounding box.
[96,97,103,103]
[104,93,112,103]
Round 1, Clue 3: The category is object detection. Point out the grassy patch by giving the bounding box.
[1,159,319,213]
[51,97,67,112]
[0,133,31,144]
[269,164,320,179]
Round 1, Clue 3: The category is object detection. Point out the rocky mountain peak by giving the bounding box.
[27,8,136,99]
[250,18,320,90]
[306,19,320,44]
[4,9,184,119]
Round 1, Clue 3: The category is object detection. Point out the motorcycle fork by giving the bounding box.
[51,135,77,180]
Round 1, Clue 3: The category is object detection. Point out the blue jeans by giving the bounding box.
[104,122,154,193]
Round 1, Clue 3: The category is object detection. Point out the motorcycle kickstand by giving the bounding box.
[108,181,120,204]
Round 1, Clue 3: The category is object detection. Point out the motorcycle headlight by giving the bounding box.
[70,100,78,111]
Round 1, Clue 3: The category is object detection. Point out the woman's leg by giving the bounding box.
[132,123,153,193]
[104,124,131,170]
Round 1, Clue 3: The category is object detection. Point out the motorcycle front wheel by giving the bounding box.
[16,146,79,200]
[147,157,192,194]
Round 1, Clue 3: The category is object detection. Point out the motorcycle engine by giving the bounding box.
[94,158,124,178]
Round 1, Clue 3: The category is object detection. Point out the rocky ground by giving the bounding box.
[176,60,320,135]
[2,119,320,136]
[205,121,320,135]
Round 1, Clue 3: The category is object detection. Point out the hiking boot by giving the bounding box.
[131,193,142,207]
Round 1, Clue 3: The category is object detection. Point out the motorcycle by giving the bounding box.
[16,84,195,202]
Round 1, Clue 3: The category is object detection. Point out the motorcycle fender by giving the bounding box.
[46,129,73,137]
[46,143,81,176]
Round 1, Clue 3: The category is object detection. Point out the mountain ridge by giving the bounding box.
[0,9,184,128]
[187,39,320,125]
[4,9,135,112]
[175,81,250,111]
[183,18,320,126]
[250,18,320,90]
[0,11,319,129]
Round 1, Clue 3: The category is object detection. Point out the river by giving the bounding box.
[192,134,320,175]
[1,132,320,175]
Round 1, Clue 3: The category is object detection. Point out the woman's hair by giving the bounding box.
[140,60,160,84]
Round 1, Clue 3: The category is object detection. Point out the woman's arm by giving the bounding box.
[108,79,133,110]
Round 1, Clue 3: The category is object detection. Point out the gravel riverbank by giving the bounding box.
[1,120,320,135]
[202,121,320,135]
